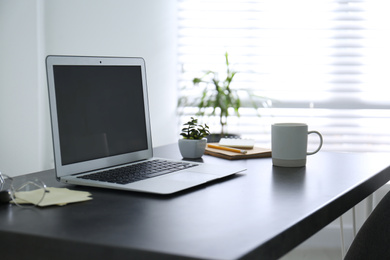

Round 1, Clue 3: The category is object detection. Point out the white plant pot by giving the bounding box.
[178,138,207,159]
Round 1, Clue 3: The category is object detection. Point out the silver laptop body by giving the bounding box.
[46,55,245,194]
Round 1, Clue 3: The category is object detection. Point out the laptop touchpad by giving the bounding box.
[163,171,217,183]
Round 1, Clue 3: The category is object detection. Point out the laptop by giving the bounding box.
[46,55,245,194]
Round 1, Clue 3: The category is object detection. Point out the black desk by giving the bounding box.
[1,144,390,260]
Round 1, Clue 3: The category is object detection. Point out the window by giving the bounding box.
[177,0,390,152]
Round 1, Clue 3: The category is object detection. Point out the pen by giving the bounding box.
[208,144,247,154]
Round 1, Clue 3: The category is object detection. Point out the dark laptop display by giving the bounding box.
[53,65,147,165]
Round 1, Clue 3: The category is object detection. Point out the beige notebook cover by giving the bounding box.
[205,143,271,160]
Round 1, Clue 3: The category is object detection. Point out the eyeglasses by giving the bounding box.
[0,172,49,208]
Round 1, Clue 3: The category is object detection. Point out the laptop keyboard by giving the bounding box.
[77,159,198,185]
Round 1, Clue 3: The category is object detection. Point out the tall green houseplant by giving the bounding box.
[178,52,270,138]
[192,52,239,136]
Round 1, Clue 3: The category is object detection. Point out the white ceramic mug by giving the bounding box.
[271,123,323,167]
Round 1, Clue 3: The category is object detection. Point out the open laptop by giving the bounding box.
[46,55,245,194]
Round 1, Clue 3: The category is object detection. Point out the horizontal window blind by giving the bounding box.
[177,0,390,152]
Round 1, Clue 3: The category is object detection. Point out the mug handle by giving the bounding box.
[307,131,323,155]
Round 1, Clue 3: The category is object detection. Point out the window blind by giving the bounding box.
[177,0,390,152]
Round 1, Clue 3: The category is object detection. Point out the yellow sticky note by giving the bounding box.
[13,187,92,207]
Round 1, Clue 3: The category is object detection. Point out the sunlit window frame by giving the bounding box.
[177,0,390,152]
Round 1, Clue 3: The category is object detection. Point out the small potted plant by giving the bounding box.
[178,117,210,159]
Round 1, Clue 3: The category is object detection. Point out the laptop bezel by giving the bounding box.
[46,55,153,179]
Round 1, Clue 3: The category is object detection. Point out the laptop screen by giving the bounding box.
[47,56,154,178]
[53,65,148,165]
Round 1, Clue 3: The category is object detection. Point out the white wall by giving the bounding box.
[0,1,43,177]
[0,0,178,177]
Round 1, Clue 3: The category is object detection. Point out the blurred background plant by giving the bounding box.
[178,52,272,139]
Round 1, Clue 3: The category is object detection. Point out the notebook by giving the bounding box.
[46,55,245,194]
[219,138,255,149]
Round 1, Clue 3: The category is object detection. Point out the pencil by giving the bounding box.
[207,144,247,154]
